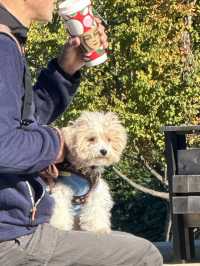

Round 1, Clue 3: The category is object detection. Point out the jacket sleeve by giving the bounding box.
[33,59,81,125]
[0,35,60,175]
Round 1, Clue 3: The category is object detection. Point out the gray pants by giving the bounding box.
[0,223,163,266]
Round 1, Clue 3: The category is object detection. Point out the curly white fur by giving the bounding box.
[50,183,74,231]
[50,111,127,233]
[79,179,113,233]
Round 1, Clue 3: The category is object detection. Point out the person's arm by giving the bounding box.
[0,35,61,175]
[33,59,81,125]
[33,18,108,125]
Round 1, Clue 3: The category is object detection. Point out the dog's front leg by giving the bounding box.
[50,183,74,231]
[79,179,113,234]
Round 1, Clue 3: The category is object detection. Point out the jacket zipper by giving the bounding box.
[25,181,45,224]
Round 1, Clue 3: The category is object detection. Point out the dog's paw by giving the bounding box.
[93,227,111,235]
[50,221,73,231]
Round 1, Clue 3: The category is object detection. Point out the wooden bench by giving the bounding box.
[163,125,200,262]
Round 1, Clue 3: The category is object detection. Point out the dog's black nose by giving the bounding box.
[100,149,107,156]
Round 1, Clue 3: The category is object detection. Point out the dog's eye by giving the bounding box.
[88,137,96,142]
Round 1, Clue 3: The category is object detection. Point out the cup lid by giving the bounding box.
[59,0,91,16]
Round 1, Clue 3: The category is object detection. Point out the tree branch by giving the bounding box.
[113,167,169,201]
[138,154,167,185]
[131,145,168,186]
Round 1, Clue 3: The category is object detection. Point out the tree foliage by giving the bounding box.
[26,0,200,241]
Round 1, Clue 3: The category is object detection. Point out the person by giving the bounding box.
[0,0,163,265]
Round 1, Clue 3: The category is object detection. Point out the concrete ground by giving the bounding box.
[164,264,200,266]
[155,241,200,265]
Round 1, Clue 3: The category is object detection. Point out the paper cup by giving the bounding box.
[59,0,107,67]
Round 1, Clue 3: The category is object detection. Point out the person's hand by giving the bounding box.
[39,128,65,191]
[40,163,59,191]
[57,17,109,75]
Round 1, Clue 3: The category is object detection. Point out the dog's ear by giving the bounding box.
[68,120,75,126]
[68,116,87,128]
[105,112,127,151]
[60,126,75,149]
[73,119,88,128]
[72,112,91,129]
[105,112,120,123]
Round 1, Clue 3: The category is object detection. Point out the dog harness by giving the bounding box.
[60,170,99,201]
[59,171,91,214]
[57,162,100,214]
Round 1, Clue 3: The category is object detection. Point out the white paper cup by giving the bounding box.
[59,0,107,67]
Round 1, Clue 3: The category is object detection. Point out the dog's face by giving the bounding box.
[61,112,127,169]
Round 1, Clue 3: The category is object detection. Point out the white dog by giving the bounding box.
[50,111,127,233]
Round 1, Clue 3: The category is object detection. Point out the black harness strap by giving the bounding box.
[21,56,34,128]
[0,30,33,128]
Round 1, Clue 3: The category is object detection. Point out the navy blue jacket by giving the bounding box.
[0,33,80,241]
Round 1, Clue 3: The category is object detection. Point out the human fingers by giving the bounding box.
[68,36,81,48]
[95,16,108,28]
[96,20,109,49]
